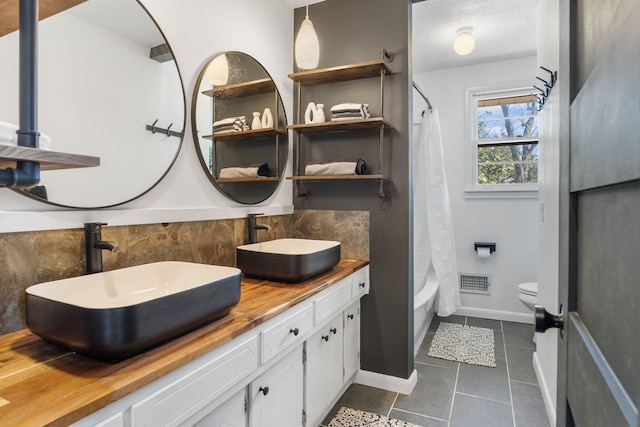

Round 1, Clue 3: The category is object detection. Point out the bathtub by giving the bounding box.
[414,272,439,356]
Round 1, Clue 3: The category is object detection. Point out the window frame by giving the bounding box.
[464,83,539,198]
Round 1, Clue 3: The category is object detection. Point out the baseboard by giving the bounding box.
[533,351,557,427]
[453,306,534,324]
[354,369,417,395]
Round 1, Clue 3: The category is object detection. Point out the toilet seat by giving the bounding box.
[518,282,538,297]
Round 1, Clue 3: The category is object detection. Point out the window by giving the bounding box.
[465,86,538,194]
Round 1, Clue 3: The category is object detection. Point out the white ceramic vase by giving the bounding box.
[262,107,274,129]
[314,104,325,123]
[251,112,262,130]
[304,102,317,124]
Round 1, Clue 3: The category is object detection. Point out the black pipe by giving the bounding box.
[0,0,40,188]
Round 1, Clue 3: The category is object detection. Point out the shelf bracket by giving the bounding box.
[295,180,309,198]
[0,0,40,189]
[377,179,390,200]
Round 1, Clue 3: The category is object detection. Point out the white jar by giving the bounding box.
[251,112,262,130]
[314,104,325,123]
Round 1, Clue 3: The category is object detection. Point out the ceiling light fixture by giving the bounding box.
[294,3,320,70]
[453,26,475,56]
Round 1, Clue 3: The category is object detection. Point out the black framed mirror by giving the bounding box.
[192,52,288,204]
[0,0,185,208]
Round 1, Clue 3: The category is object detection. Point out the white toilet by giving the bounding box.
[518,282,538,343]
[517,282,538,311]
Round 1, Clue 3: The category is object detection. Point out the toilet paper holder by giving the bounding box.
[474,242,496,254]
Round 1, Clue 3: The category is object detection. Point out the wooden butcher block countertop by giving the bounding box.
[0,259,368,426]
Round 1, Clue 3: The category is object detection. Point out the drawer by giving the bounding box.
[131,335,258,427]
[351,267,370,299]
[261,303,313,364]
[314,279,351,325]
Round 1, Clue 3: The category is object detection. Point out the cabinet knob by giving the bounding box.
[289,327,299,336]
[347,314,354,320]
[359,282,366,288]
[330,328,337,335]
[258,386,269,396]
[322,335,329,342]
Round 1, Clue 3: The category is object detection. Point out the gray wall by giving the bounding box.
[293,0,413,378]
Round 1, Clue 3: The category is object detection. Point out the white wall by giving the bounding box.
[413,56,539,320]
[0,0,295,232]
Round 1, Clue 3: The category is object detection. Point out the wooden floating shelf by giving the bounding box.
[0,0,86,37]
[0,145,100,171]
[202,78,276,99]
[215,177,280,184]
[287,117,390,134]
[203,128,287,142]
[287,175,390,182]
[288,60,392,86]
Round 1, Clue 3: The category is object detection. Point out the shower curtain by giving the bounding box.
[413,110,460,316]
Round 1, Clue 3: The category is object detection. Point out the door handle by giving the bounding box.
[534,304,564,333]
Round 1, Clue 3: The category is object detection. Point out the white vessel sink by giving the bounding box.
[236,238,340,282]
[25,261,241,362]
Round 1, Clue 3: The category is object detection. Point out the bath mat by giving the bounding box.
[427,322,496,367]
[327,407,424,427]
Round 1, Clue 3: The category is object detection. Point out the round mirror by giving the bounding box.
[192,52,288,204]
[0,0,185,208]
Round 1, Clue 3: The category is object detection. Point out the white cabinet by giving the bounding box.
[261,303,313,364]
[194,389,247,427]
[305,315,344,426]
[343,301,360,383]
[74,267,369,427]
[250,345,304,427]
[351,266,370,299]
[131,336,258,427]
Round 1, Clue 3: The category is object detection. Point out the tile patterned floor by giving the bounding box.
[321,316,550,427]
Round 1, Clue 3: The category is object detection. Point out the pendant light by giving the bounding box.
[206,53,229,86]
[294,4,320,70]
[454,26,475,56]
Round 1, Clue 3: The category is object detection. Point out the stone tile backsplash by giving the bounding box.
[0,210,368,335]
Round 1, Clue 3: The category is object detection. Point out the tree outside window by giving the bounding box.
[469,90,539,192]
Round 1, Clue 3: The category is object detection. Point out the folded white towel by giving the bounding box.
[330,103,369,112]
[0,121,18,144]
[0,131,17,144]
[0,121,51,150]
[213,116,247,127]
[305,160,366,176]
[219,166,262,178]
[39,133,51,150]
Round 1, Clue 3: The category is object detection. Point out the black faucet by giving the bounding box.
[85,222,119,274]
[247,213,271,244]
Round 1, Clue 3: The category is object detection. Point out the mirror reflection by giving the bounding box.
[0,0,185,208]
[192,52,288,205]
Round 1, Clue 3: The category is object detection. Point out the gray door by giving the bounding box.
[552,1,640,426]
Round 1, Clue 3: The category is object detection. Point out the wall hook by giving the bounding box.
[145,120,183,139]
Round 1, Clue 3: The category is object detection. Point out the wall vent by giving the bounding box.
[459,273,491,295]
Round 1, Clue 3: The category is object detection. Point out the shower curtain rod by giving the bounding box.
[412,81,433,114]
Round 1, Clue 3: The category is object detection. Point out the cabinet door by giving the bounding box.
[250,346,303,427]
[305,315,344,427]
[194,388,247,427]
[343,301,360,382]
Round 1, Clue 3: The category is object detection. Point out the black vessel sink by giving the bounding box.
[25,261,241,362]
[236,238,340,282]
